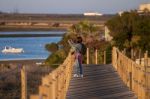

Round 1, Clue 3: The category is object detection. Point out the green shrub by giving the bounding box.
[45,43,58,53]
[45,49,67,68]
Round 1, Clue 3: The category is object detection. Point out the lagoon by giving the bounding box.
[0,31,64,60]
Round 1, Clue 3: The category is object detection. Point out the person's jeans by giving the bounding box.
[74,53,83,75]
[74,58,80,75]
[78,53,83,75]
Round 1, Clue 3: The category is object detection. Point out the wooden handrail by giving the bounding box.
[112,47,150,99]
[28,48,110,99]
[30,53,74,99]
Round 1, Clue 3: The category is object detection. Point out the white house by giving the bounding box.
[139,3,150,11]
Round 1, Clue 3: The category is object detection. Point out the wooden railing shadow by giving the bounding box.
[112,47,150,99]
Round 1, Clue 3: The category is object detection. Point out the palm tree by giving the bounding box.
[68,21,102,48]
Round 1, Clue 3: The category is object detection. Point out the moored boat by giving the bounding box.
[2,46,24,53]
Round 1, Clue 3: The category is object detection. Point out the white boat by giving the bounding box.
[2,46,24,53]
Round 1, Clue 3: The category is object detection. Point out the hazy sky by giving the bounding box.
[0,0,149,14]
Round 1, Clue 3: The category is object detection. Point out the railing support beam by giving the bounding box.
[87,48,89,64]
[104,51,106,64]
[21,66,27,99]
[95,49,98,64]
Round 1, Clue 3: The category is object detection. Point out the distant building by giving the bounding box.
[138,3,150,12]
[83,12,103,16]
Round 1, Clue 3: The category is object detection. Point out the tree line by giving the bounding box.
[45,10,150,67]
[106,11,150,55]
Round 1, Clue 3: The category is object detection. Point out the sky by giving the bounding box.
[0,0,149,14]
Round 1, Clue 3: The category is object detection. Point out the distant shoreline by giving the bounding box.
[0,13,112,32]
[0,58,45,65]
[0,33,64,37]
[0,26,67,32]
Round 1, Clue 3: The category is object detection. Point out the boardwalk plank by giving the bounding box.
[67,64,137,99]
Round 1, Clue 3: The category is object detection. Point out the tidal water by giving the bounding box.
[0,31,64,60]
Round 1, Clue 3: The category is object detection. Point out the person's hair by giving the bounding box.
[77,36,82,43]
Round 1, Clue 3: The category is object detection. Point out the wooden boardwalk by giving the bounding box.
[67,64,137,99]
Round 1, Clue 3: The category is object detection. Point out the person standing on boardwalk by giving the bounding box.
[76,36,84,77]
[68,36,84,77]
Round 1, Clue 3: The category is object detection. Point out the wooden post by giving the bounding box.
[30,95,40,99]
[131,61,134,91]
[112,47,115,68]
[123,48,126,55]
[87,48,89,64]
[95,49,98,64]
[144,51,148,59]
[129,72,132,90]
[51,74,56,99]
[21,66,27,99]
[139,49,141,65]
[144,51,148,99]
[131,49,134,60]
[104,51,106,64]
[144,51,148,67]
